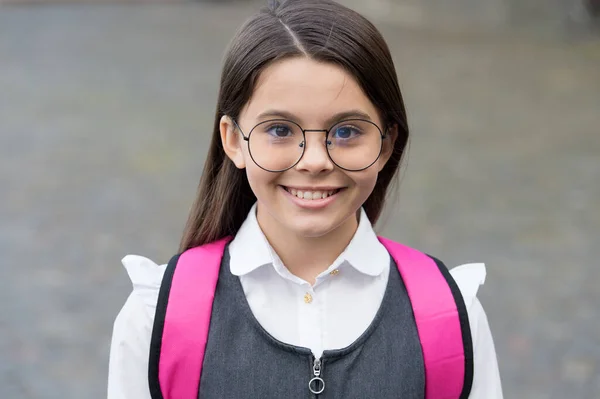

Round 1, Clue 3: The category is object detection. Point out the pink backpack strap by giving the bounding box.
[148,236,232,399]
[378,237,474,399]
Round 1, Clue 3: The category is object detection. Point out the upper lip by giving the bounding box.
[281,185,344,191]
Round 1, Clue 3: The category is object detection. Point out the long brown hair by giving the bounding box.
[179,0,409,252]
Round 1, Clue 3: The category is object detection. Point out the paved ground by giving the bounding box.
[1,1,599,398]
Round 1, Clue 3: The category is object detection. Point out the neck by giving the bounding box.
[256,207,359,285]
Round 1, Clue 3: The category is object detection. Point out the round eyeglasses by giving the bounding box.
[232,118,387,172]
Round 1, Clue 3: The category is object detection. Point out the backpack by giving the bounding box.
[148,236,473,399]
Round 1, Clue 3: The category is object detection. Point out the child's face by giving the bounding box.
[221,57,395,239]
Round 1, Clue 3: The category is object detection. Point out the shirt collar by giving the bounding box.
[339,208,389,276]
[229,203,389,278]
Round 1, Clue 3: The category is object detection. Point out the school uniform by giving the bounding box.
[108,204,503,398]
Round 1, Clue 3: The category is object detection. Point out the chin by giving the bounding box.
[281,215,345,239]
[292,226,333,239]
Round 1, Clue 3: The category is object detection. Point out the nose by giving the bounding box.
[294,131,334,174]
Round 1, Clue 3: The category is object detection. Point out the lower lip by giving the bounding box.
[280,186,343,209]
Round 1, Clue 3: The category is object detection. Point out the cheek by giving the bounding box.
[244,163,279,197]
[349,170,379,199]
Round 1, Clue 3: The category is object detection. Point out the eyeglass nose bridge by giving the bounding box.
[298,128,334,149]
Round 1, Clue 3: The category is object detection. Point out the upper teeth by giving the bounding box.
[287,188,337,200]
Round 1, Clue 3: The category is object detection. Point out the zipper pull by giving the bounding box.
[309,358,325,395]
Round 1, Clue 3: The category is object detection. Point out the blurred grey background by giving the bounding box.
[1,0,599,398]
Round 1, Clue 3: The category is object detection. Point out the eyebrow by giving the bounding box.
[255,109,374,126]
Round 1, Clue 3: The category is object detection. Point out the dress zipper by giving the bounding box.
[309,357,325,396]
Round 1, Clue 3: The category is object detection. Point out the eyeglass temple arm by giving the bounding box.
[230,118,250,141]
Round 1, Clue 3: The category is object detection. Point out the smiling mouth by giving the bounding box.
[281,186,343,200]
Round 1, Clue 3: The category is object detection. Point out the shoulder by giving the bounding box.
[112,255,168,334]
[447,262,487,309]
[121,254,168,310]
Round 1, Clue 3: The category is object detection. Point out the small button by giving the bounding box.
[304,292,313,304]
[329,269,340,276]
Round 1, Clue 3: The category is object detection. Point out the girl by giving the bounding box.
[108,0,503,398]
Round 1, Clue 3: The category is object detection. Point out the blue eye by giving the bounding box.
[333,125,360,139]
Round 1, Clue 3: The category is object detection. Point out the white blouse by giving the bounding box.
[108,205,503,398]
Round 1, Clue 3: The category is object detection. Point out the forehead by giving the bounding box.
[240,57,380,125]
